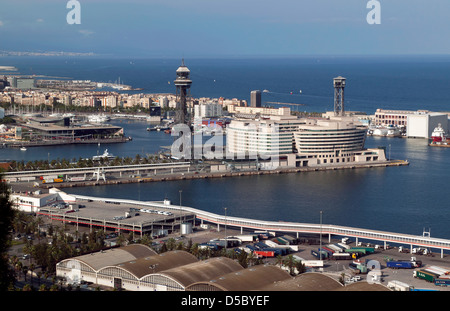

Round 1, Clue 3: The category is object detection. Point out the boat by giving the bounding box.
[92,149,115,161]
[88,114,111,123]
[431,124,447,142]
[20,146,27,151]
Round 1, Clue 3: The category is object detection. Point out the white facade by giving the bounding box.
[226,116,303,158]
[227,115,387,167]
[194,103,223,118]
[406,112,449,139]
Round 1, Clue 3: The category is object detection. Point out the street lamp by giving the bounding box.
[224,207,228,250]
[179,190,183,236]
[319,211,323,261]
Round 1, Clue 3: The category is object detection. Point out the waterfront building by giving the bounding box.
[226,114,386,167]
[226,115,305,158]
[374,109,421,127]
[292,118,384,167]
[406,111,449,139]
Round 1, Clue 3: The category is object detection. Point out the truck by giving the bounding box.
[386,260,421,269]
[414,270,440,283]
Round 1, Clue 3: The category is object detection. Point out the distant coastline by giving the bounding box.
[0,50,95,57]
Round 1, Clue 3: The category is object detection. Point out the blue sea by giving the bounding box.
[2,55,450,240]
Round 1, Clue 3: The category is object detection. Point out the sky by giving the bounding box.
[0,0,449,58]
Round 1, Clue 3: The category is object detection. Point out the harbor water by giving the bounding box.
[1,55,450,240]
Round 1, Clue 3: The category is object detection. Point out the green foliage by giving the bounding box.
[0,174,15,290]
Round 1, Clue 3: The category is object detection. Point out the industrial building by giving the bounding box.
[56,246,246,291]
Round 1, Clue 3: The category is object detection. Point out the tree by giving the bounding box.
[0,173,16,290]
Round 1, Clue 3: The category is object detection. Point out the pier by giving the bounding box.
[4,159,410,189]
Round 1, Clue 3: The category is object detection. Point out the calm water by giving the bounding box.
[2,56,450,239]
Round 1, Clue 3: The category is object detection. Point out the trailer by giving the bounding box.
[327,244,342,252]
[254,250,276,258]
[337,242,351,250]
[331,253,352,260]
[42,179,54,184]
[428,265,450,275]
[435,278,450,287]
[388,280,412,291]
[237,235,258,242]
[311,249,328,259]
[414,270,440,283]
[386,261,418,269]
[69,176,86,182]
[350,247,375,254]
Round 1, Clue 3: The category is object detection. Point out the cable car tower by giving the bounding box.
[333,76,346,116]
[174,59,192,125]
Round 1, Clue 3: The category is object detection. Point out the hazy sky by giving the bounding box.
[1,0,449,58]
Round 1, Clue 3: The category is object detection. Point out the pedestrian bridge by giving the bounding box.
[70,193,450,258]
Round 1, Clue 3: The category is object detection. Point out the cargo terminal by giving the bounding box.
[12,188,195,237]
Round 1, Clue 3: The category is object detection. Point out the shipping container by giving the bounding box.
[42,179,54,184]
[53,178,64,183]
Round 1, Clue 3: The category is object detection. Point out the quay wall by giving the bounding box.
[43,159,409,189]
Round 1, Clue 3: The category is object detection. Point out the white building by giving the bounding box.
[226,115,304,158]
[194,102,223,118]
[226,115,387,168]
[406,112,449,139]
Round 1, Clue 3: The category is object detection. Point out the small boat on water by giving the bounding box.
[92,149,115,161]
[20,146,27,151]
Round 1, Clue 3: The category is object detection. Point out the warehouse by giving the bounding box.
[56,246,199,290]
[143,257,244,291]
[186,265,292,291]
